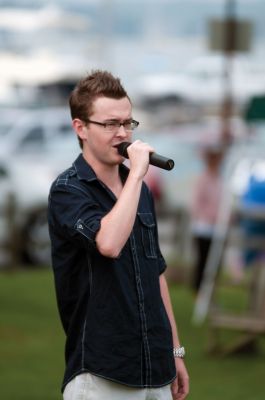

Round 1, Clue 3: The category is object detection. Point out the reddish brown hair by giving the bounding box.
[69,70,130,148]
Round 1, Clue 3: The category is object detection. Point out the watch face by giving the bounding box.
[173,346,185,358]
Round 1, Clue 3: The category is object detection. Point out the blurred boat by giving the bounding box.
[135,55,265,107]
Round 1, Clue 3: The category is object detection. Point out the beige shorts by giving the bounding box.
[63,372,172,400]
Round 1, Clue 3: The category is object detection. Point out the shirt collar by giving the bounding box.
[73,153,129,183]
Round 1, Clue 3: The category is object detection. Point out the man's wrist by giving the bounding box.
[173,346,185,358]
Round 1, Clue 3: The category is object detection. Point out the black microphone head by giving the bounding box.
[166,159,175,170]
[116,142,131,157]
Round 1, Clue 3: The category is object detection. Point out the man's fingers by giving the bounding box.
[171,381,179,399]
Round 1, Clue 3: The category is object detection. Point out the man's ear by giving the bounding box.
[72,118,87,141]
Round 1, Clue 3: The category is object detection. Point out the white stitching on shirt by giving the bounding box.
[130,233,152,387]
[81,318,87,370]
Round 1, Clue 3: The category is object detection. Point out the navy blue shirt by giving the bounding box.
[48,154,176,392]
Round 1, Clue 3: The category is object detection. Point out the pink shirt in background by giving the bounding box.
[191,170,222,237]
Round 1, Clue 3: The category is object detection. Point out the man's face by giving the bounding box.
[82,96,133,166]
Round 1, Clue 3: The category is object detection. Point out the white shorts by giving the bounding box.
[63,373,172,400]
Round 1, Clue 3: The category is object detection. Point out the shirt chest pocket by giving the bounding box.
[137,212,157,259]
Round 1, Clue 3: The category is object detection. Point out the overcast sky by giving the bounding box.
[0,0,264,5]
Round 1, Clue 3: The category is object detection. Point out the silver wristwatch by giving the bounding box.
[173,346,185,358]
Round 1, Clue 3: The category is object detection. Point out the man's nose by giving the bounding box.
[116,125,127,137]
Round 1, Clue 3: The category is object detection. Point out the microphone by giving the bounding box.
[116,142,175,171]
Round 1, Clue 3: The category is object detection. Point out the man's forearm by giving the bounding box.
[159,273,181,348]
[96,172,143,258]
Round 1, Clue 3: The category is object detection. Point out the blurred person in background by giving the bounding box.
[48,70,189,400]
[239,170,265,319]
[144,165,164,212]
[190,144,224,294]
[240,170,265,268]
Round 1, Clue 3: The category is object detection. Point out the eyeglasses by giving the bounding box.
[84,118,139,133]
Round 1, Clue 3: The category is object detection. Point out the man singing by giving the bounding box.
[48,70,189,400]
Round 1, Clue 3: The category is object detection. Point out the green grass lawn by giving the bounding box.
[0,268,264,399]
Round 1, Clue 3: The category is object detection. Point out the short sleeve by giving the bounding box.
[48,183,105,250]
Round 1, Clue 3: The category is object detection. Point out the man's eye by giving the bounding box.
[106,122,119,127]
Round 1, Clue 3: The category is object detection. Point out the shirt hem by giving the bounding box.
[62,369,176,393]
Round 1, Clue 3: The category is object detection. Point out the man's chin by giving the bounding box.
[106,156,124,166]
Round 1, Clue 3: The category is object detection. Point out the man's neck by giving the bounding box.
[82,152,123,197]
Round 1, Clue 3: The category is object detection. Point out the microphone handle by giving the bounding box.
[117,142,175,171]
[149,153,175,170]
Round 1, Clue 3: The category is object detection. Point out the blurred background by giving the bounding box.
[0,0,265,399]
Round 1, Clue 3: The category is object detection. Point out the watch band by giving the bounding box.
[173,346,185,358]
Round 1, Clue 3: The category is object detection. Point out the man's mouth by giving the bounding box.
[113,143,122,150]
